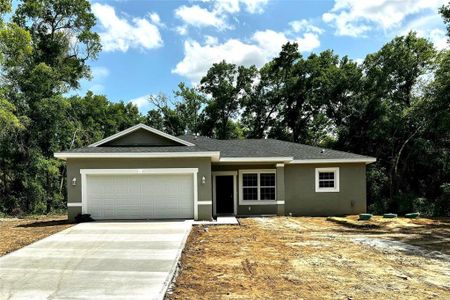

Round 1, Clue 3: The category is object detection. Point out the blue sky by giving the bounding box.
[79,0,449,113]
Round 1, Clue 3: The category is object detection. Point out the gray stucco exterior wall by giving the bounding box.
[284,163,367,216]
[65,158,368,221]
[212,164,280,216]
[66,157,212,221]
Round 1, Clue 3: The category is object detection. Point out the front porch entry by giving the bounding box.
[213,171,237,216]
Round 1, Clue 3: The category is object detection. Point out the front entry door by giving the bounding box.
[216,175,234,215]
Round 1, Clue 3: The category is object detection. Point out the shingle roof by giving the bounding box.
[61,135,374,161]
[178,135,373,160]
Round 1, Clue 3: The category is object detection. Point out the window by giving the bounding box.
[240,170,276,204]
[315,168,339,192]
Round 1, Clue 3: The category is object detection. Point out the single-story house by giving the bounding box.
[54,123,376,221]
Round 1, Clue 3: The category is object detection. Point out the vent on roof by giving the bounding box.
[320,149,326,154]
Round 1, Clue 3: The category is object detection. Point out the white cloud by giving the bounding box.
[214,0,241,14]
[290,19,323,34]
[92,3,163,52]
[128,94,152,113]
[91,66,109,80]
[173,27,322,83]
[204,35,219,45]
[83,66,109,94]
[149,12,164,27]
[174,0,270,34]
[174,5,228,30]
[428,29,448,50]
[241,0,269,14]
[215,0,269,14]
[296,33,321,52]
[400,13,449,50]
[175,26,188,36]
[354,58,364,65]
[322,0,446,37]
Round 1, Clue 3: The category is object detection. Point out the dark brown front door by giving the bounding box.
[216,176,234,215]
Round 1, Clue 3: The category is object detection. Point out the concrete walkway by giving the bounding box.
[0,221,191,300]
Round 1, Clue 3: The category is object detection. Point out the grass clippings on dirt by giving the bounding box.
[0,215,72,256]
[167,217,450,300]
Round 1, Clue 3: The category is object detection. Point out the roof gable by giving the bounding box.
[89,124,195,147]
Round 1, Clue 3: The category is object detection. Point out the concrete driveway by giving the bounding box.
[0,221,191,300]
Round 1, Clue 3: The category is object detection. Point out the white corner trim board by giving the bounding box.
[88,123,195,147]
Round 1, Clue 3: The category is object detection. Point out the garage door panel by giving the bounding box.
[85,173,194,220]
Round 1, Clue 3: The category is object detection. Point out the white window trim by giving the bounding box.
[238,169,276,205]
[80,168,199,219]
[315,167,340,193]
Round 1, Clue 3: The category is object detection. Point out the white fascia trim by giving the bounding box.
[67,203,82,207]
[290,158,376,164]
[54,152,220,160]
[80,168,199,175]
[219,157,293,163]
[88,123,195,147]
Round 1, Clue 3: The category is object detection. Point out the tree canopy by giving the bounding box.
[0,0,448,216]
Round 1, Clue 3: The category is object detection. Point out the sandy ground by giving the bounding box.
[0,215,73,256]
[167,217,450,300]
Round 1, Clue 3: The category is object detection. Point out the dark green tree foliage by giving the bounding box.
[199,60,256,139]
[0,0,141,215]
[144,83,206,136]
[0,1,448,217]
[340,33,444,213]
[440,2,450,38]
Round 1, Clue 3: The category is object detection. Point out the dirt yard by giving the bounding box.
[167,216,450,300]
[0,215,73,256]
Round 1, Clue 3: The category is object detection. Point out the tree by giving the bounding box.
[174,83,206,135]
[199,60,256,139]
[145,94,185,136]
[0,0,101,214]
[143,84,206,136]
[440,2,450,38]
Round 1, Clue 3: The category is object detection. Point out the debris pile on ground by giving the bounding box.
[167,217,450,299]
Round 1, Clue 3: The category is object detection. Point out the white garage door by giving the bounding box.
[85,173,194,219]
